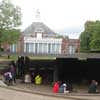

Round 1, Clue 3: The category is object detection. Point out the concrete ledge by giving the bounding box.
[0,86,100,100]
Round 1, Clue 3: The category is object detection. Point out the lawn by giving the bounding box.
[0,55,56,61]
[29,56,56,60]
[0,55,18,61]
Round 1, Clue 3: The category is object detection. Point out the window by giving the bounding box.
[26,43,29,53]
[10,44,17,53]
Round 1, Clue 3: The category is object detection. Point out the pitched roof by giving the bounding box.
[23,22,56,37]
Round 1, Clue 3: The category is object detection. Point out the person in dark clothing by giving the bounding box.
[10,61,17,84]
[17,56,24,77]
[24,56,30,74]
[66,82,73,92]
[10,64,16,84]
[88,80,98,93]
[31,72,35,83]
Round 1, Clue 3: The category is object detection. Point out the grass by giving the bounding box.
[0,55,56,70]
[29,56,56,60]
[0,55,18,61]
[0,55,56,61]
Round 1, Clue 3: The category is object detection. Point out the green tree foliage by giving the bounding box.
[0,0,21,48]
[80,20,100,52]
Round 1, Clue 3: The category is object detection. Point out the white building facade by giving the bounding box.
[24,34,62,54]
[9,19,63,54]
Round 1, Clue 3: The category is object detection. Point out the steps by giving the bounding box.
[0,61,11,70]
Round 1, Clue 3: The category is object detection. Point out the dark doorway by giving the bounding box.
[56,58,100,83]
[17,57,100,84]
[29,60,55,84]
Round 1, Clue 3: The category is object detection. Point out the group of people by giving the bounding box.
[53,80,99,94]
[3,62,16,85]
[24,73,42,85]
[53,81,72,94]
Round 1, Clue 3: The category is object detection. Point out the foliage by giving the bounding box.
[0,29,20,44]
[0,0,21,47]
[80,20,100,52]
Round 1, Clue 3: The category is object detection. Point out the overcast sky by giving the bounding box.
[7,0,100,38]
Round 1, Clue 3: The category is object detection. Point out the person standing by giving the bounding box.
[10,63,16,84]
[88,80,98,93]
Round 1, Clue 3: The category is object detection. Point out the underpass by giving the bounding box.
[56,58,100,83]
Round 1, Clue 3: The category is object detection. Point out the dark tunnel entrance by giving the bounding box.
[56,58,100,83]
[17,56,100,84]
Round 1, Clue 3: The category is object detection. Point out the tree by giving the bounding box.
[80,20,100,52]
[80,31,90,52]
[0,0,21,50]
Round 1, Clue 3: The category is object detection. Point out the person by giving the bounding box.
[53,81,59,93]
[24,73,31,83]
[35,74,42,85]
[88,80,98,93]
[10,64,16,84]
[4,71,12,85]
[59,83,65,93]
[66,81,73,92]
[31,72,35,83]
[59,82,69,94]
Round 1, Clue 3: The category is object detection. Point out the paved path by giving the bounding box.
[0,80,7,87]
[0,87,75,100]
[0,87,100,100]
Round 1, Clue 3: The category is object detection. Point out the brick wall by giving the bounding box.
[61,38,80,54]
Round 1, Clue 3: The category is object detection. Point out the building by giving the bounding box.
[9,10,80,55]
[22,22,62,55]
[9,22,63,55]
[9,30,80,55]
[62,39,80,54]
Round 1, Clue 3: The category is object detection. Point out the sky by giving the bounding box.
[5,0,100,38]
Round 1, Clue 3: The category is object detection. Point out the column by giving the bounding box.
[59,44,61,54]
[53,66,58,82]
[51,43,52,54]
[35,43,38,54]
[29,43,31,53]
[47,43,48,54]
[34,43,36,54]
[46,43,48,54]
[54,44,56,54]
[37,43,39,54]
[41,43,43,54]
[24,43,26,53]
[48,43,50,54]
